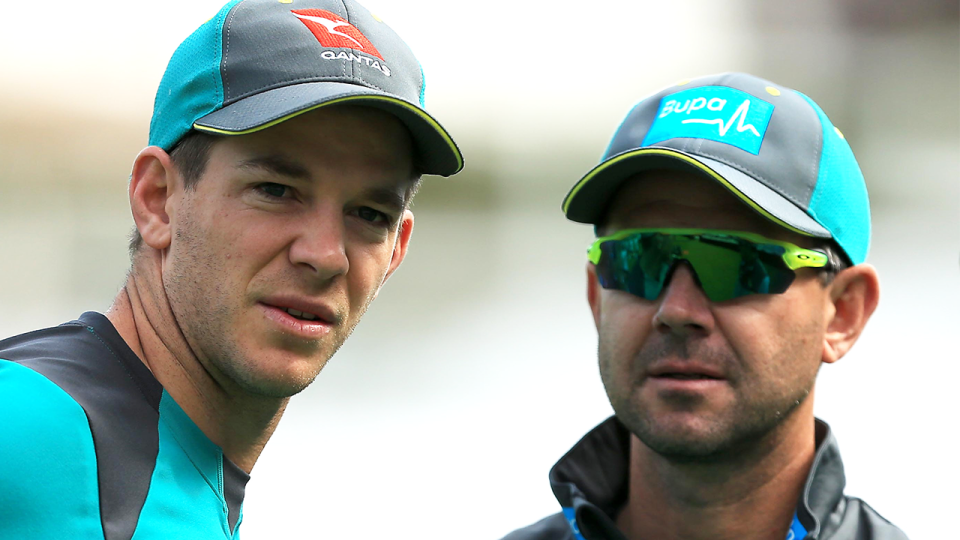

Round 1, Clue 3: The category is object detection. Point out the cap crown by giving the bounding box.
[149,0,425,151]
[574,73,871,264]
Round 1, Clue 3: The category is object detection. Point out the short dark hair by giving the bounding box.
[128,131,220,257]
[813,239,851,285]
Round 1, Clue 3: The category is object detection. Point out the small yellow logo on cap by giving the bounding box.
[765,86,781,96]
[834,127,845,139]
[676,79,691,86]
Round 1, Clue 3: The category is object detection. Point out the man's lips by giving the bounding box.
[259,296,338,325]
[257,296,339,338]
[645,362,728,394]
[647,361,726,380]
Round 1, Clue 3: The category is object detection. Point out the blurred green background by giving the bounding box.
[1,0,957,538]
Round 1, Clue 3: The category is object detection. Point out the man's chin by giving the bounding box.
[638,429,737,462]
[616,404,748,462]
[232,368,322,399]
[621,406,794,465]
[219,351,330,399]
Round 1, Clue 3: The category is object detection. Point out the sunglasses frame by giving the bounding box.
[588,228,830,271]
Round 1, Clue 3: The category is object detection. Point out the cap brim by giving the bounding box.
[193,81,463,177]
[562,147,830,237]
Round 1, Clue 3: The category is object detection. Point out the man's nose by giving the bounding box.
[288,208,349,281]
[653,262,715,336]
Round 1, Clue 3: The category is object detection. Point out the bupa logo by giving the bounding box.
[292,9,391,76]
[641,86,775,155]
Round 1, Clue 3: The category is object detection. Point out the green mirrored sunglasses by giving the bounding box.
[588,228,829,302]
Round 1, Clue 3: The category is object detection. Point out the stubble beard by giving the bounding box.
[162,215,373,400]
[599,335,817,464]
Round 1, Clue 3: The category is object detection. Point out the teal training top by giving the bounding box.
[0,312,248,539]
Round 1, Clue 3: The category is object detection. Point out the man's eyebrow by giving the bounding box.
[237,156,413,210]
[363,187,408,213]
[237,155,311,180]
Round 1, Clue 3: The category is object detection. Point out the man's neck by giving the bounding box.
[615,410,816,540]
[105,252,287,474]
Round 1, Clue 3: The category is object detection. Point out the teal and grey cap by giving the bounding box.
[563,72,870,264]
[149,0,463,176]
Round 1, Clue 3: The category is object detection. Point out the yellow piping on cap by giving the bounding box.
[193,95,463,173]
[563,148,812,236]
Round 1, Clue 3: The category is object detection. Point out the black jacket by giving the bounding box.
[502,417,907,540]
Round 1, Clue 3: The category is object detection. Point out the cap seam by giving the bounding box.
[694,137,705,155]
[796,90,824,208]
[417,63,426,108]
[340,0,362,85]
[221,1,244,103]
[212,4,233,120]
[333,0,349,81]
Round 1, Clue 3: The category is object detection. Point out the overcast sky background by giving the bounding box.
[1,1,957,538]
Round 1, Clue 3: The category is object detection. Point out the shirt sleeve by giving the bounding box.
[0,359,106,540]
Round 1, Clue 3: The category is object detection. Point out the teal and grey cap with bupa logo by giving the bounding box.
[563,72,870,264]
[149,0,463,176]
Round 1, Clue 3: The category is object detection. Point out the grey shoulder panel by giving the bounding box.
[0,312,163,540]
[0,359,105,539]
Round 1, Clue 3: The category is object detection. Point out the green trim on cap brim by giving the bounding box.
[563,148,813,237]
[193,94,463,174]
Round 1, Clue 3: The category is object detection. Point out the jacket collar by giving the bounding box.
[548,416,845,539]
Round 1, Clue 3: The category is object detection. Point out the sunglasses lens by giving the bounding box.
[681,239,743,301]
[596,233,673,300]
[594,232,798,302]
[731,243,797,298]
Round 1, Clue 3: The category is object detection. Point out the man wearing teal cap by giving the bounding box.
[502,73,906,540]
[0,0,461,538]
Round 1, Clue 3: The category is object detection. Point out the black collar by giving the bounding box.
[548,416,845,539]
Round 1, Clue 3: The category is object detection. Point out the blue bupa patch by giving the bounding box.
[642,86,774,155]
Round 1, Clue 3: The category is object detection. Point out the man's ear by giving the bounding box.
[822,264,881,364]
[587,262,602,330]
[380,209,415,287]
[130,146,178,251]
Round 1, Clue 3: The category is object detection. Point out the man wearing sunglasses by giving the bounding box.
[503,73,906,540]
